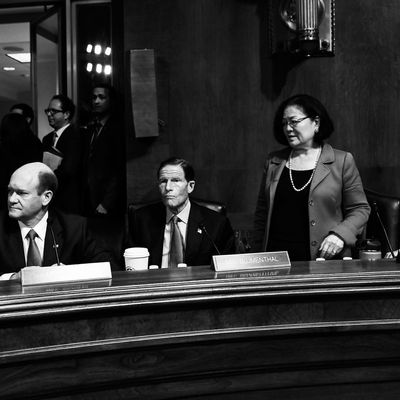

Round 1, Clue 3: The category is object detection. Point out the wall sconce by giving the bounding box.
[269,0,335,57]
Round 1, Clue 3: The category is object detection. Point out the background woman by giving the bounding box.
[253,94,370,260]
[0,113,43,209]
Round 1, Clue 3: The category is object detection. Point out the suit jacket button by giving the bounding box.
[310,220,316,226]
[311,241,317,246]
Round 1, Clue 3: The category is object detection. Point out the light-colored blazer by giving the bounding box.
[254,143,371,259]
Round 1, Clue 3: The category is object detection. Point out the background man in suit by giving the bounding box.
[82,83,125,217]
[80,84,126,267]
[129,157,235,268]
[0,162,112,278]
[42,94,83,214]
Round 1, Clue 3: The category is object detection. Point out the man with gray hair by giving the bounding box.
[0,162,111,277]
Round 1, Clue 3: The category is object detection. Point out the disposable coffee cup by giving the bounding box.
[123,247,149,271]
[359,250,382,261]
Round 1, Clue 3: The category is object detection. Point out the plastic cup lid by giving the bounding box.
[124,247,149,257]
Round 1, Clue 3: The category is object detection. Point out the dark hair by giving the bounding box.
[51,94,76,120]
[92,83,116,112]
[9,103,34,123]
[91,82,117,100]
[37,169,58,195]
[157,157,195,181]
[0,113,31,145]
[273,94,334,145]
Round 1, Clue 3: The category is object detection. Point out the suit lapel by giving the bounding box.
[268,152,287,209]
[5,219,26,270]
[54,125,71,153]
[43,212,64,266]
[185,203,204,262]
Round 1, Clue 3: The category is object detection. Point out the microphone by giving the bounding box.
[198,223,221,255]
[47,217,61,266]
[372,201,395,258]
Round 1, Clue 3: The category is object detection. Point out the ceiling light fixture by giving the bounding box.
[3,46,24,52]
[6,52,31,63]
[3,67,15,71]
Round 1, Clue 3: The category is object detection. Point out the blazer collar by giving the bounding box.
[310,143,335,192]
[269,143,335,190]
[270,143,334,164]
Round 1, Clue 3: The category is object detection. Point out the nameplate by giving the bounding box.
[215,267,290,279]
[21,262,112,287]
[22,279,112,294]
[212,251,291,272]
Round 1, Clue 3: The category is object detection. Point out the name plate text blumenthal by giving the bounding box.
[212,251,291,272]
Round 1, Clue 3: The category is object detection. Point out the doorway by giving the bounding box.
[0,4,61,137]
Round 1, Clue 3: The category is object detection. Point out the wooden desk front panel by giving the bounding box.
[1,260,400,399]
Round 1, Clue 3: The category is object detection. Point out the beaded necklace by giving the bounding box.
[288,147,321,192]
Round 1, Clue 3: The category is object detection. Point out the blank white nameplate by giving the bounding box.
[21,262,112,287]
[212,251,291,272]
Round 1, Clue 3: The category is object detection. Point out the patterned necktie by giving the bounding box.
[169,216,184,268]
[52,131,58,147]
[26,229,42,266]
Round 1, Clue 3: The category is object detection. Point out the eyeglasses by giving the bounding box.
[282,116,310,128]
[44,108,64,116]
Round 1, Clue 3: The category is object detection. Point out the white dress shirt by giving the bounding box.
[18,211,49,264]
[0,212,49,280]
[161,201,191,268]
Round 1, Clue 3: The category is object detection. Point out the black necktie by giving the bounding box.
[169,216,184,268]
[90,121,102,145]
[26,229,42,266]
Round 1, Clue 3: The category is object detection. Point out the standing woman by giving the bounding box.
[254,94,370,261]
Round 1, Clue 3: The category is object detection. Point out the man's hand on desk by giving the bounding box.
[384,250,399,258]
[10,272,21,280]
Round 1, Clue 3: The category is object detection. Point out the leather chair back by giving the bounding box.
[128,197,227,241]
[364,188,400,255]
[128,197,226,216]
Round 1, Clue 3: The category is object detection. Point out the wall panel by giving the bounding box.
[123,0,400,233]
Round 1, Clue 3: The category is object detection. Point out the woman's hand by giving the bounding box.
[319,234,344,259]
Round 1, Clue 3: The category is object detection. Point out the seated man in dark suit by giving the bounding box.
[0,162,112,278]
[129,157,235,268]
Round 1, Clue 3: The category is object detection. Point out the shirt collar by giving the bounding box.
[166,200,191,224]
[93,115,109,127]
[18,211,49,241]
[55,123,70,136]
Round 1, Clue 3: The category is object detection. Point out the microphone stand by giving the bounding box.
[198,224,221,255]
[48,218,61,265]
[373,201,395,258]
